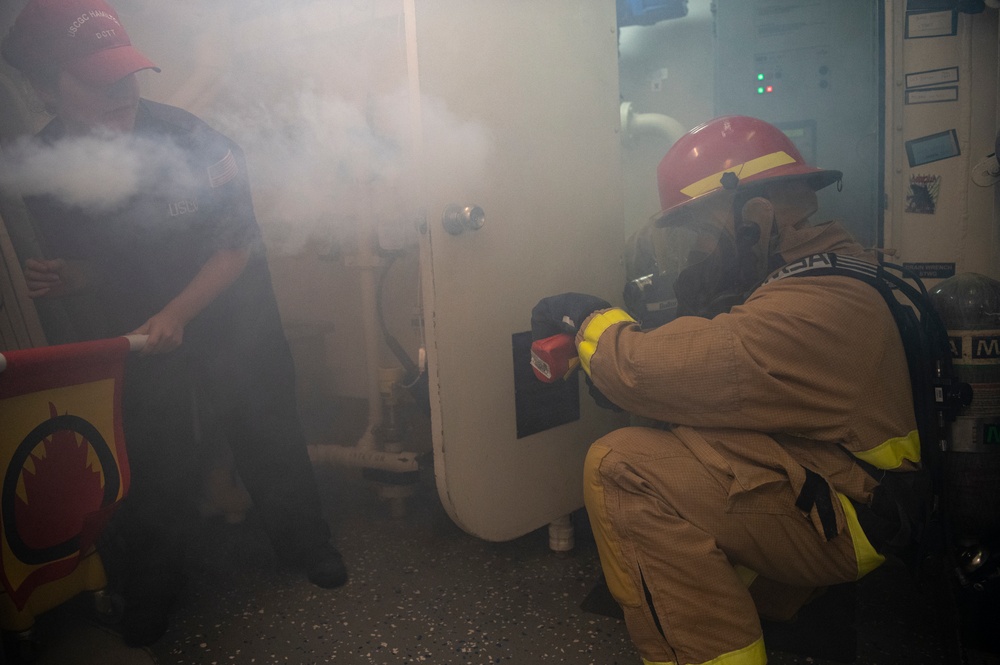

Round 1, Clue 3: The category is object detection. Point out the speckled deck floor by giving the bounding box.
[148,464,637,665]
[9,448,995,665]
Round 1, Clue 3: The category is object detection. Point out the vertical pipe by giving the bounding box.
[355,184,384,451]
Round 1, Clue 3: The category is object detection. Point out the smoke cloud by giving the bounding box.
[0,0,493,255]
[0,132,199,213]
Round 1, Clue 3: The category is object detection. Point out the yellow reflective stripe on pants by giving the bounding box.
[641,636,766,665]
[837,493,886,578]
[578,308,635,376]
[583,441,640,606]
[852,429,920,469]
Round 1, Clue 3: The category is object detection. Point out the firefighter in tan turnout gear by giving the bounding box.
[532,116,920,665]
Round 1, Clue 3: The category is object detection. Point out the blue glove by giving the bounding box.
[531,293,611,340]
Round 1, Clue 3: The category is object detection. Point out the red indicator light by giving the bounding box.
[765,85,774,93]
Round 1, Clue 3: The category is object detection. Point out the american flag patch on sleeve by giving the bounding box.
[207,149,239,188]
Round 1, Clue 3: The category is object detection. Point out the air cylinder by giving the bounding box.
[929,273,1000,538]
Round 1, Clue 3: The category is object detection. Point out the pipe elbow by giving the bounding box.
[620,102,687,148]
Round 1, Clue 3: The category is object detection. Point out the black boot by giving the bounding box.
[301,543,348,589]
[120,589,175,647]
[119,567,182,647]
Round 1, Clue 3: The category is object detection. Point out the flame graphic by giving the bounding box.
[13,403,106,551]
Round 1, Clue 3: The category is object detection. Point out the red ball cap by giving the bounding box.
[653,115,841,226]
[3,0,159,86]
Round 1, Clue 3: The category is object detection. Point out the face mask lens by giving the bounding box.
[656,203,745,318]
[673,233,743,318]
[660,219,721,275]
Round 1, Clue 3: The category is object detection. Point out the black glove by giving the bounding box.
[531,293,611,340]
[586,375,623,412]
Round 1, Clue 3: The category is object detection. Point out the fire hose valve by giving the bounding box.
[530,333,579,383]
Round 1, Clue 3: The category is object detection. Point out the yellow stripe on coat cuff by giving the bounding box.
[577,308,635,376]
[853,430,921,470]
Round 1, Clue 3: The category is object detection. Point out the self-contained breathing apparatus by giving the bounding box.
[766,257,1000,656]
[761,254,971,557]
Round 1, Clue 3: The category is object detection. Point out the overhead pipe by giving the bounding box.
[619,101,687,148]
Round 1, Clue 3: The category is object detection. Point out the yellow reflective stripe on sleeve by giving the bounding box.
[679,151,797,199]
[837,493,886,579]
[578,308,636,376]
[852,430,921,470]
[641,636,767,665]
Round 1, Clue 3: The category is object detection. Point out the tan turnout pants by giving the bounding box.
[584,426,875,665]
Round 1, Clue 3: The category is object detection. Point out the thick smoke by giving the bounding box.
[189,1,493,255]
[0,0,493,255]
[206,83,492,255]
[0,132,199,213]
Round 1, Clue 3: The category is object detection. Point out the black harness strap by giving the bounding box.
[761,252,953,483]
[795,467,840,541]
[763,253,969,556]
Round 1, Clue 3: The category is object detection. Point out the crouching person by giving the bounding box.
[533,116,920,665]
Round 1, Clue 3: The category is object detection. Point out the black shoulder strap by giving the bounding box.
[763,254,968,489]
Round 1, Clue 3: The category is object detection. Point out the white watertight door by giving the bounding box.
[406,1,629,541]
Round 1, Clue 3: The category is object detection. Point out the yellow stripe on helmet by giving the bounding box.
[679,150,797,199]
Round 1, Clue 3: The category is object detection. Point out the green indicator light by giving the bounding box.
[757,73,765,81]
[757,87,765,94]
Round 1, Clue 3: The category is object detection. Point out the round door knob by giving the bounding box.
[442,204,486,235]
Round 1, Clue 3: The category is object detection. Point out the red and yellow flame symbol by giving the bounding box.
[1,379,127,610]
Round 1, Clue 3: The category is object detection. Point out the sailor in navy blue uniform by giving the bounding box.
[3,0,347,647]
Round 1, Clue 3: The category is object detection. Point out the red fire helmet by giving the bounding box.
[653,115,841,226]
